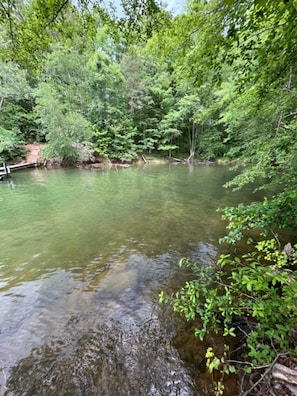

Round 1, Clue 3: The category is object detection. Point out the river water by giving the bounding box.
[0,164,260,395]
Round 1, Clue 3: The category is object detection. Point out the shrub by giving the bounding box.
[159,239,297,394]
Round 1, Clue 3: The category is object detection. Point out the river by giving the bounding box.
[0,164,261,395]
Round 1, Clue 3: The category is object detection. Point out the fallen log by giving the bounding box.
[272,363,297,395]
[172,157,185,162]
[273,363,297,385]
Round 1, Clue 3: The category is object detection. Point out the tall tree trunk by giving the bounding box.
[187,122,197,162]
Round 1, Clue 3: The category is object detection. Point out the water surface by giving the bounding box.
[0,164,258,395]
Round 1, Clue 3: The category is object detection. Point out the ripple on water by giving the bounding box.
[5,320,195,396]
[1,252,200,396]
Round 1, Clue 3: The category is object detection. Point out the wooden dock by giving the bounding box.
[0,162,37,180]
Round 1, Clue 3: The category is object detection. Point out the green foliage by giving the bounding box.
[115,0,171,45]
[108,118,138,162]
[120,51,182,156]
[0,126,25,162]
[0,0,97,71]
[34,80,93,163]
[205,345,237,396]
[0,60,31,105]
[0,59,35,154]
[39,110,93,164]
[220,190,297,243]
[160,239,297,388]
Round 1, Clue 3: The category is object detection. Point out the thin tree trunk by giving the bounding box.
[287,65,293,92]
[187,122,197,162]
[0,96,4,112]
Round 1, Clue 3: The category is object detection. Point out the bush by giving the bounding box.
[159,239,297,394]
[0,127,25,163]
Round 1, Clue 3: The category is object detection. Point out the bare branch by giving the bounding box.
[43,0,70,29]
[241,353,285,396]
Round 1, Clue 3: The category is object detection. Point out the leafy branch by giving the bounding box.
[160,239,297,394]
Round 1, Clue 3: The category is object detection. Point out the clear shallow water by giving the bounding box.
[0,164,259,395]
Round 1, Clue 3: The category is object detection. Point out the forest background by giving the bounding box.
[1,0,297,394]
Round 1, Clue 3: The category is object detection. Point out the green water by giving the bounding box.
[0,164,259,395]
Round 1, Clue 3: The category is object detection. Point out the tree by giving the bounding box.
[114,0,171,45]
[120,50,180,157]
[34,82,93,163]
[0,59,32,161]
[34,44,93,162]
[155,0,297,238]
[85,44,138,161]
[0,60,31,112]
[0,0,97,72]
[157,0,297,393]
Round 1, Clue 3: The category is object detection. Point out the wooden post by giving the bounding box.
[3,163,10,179]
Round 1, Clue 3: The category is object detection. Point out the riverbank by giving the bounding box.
[20,143,220,170]
[24,144,44,163]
